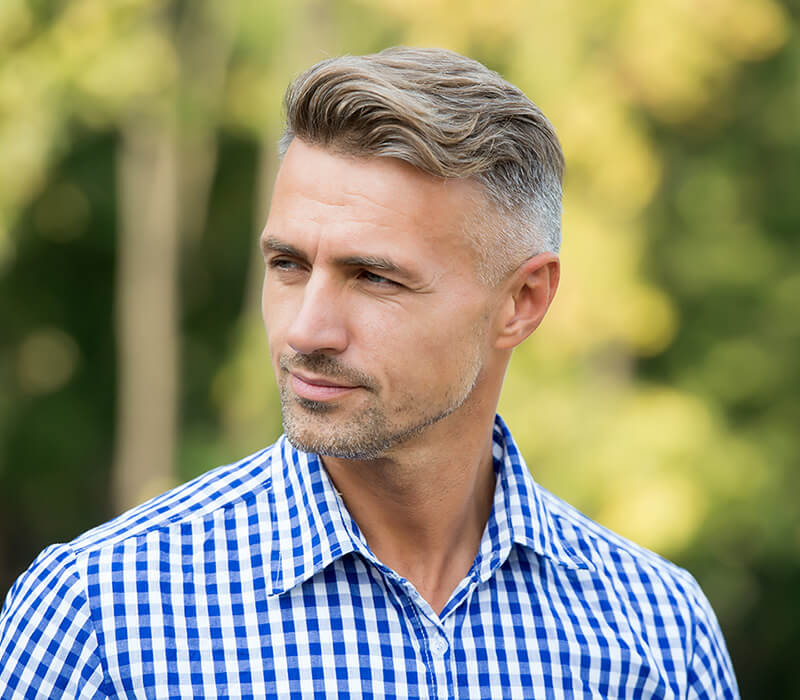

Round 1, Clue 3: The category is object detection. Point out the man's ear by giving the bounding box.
[495,252,560,350]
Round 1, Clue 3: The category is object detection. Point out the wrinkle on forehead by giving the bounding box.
[286,190,415,230]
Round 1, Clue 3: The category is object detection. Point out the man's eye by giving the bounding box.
[269,258,300,271]
[360,270,399,287]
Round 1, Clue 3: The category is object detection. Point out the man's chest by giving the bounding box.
[91,556,683,699]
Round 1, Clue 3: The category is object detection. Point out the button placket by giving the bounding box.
[424,625,451,698]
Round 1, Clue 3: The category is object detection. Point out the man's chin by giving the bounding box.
[281,405,394,460]
[280,404,453,461]
[284,429,385,461]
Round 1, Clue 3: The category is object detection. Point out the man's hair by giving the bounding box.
[279,47,564,285]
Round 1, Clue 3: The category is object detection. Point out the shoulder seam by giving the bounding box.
[70,449,276,555]
[542,488,696,586]
[63,542,116,696]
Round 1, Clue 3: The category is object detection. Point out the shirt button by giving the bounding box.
[430,637,448,656]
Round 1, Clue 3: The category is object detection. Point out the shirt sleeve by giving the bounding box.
[685,577,740,700]
[0,544,110,699]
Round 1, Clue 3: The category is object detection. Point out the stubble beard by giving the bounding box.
[278,349,484,460]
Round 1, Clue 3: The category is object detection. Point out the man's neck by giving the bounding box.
[321,409,498,616]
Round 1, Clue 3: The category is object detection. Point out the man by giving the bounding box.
[0,47,737,698]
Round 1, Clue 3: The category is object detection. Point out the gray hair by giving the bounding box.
[279,47,564,285]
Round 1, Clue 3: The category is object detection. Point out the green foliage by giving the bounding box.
[0,0,797,693]
[639,21,800,695]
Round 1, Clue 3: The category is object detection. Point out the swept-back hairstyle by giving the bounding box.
[280,47,564,284]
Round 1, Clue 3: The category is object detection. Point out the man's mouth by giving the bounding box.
[289,371,359,402]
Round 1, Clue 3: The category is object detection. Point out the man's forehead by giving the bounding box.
[266,140,483,264]
[273,140,480,217]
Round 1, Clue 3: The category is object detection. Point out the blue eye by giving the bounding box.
[360,270,398,286]
[269,258,300,271]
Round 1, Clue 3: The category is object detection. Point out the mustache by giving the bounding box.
[279,352,378,392]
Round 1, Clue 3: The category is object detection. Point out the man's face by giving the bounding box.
[261,139,499,459]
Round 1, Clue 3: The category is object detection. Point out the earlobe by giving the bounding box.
[495,252,560,350]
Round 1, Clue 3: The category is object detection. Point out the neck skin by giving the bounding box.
[321,359,507,616]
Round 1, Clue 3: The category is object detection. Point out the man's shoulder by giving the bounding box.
[537,484,702,600]
[520,483,738,698]
[69,439,281,558]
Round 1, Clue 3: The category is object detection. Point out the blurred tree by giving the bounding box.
[113,0,240,511]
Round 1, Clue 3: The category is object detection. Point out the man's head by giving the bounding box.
[262,48,562,459]
[279,47,564,286]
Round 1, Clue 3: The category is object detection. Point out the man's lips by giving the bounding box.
[289,372,359,401]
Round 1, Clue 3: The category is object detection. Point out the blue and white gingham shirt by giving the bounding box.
[0,416,738,699]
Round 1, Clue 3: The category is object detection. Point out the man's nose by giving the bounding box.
[286,273,348,356]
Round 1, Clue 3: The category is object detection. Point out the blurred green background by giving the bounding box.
[1,0,797,695]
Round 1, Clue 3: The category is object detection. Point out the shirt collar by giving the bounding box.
[265,437,365,594]
[266,415,590,594]
[480,415,594,578]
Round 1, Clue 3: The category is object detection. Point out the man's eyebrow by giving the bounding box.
[261,236,420,282]
[261,236,307,260]
[335,255,403,274]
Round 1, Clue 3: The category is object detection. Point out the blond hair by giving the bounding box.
[280,47,564,284]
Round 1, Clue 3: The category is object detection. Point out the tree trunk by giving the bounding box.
[110,1,237,514]
[111,116,179,514]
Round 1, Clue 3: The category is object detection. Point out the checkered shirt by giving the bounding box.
[0,416,738,698]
